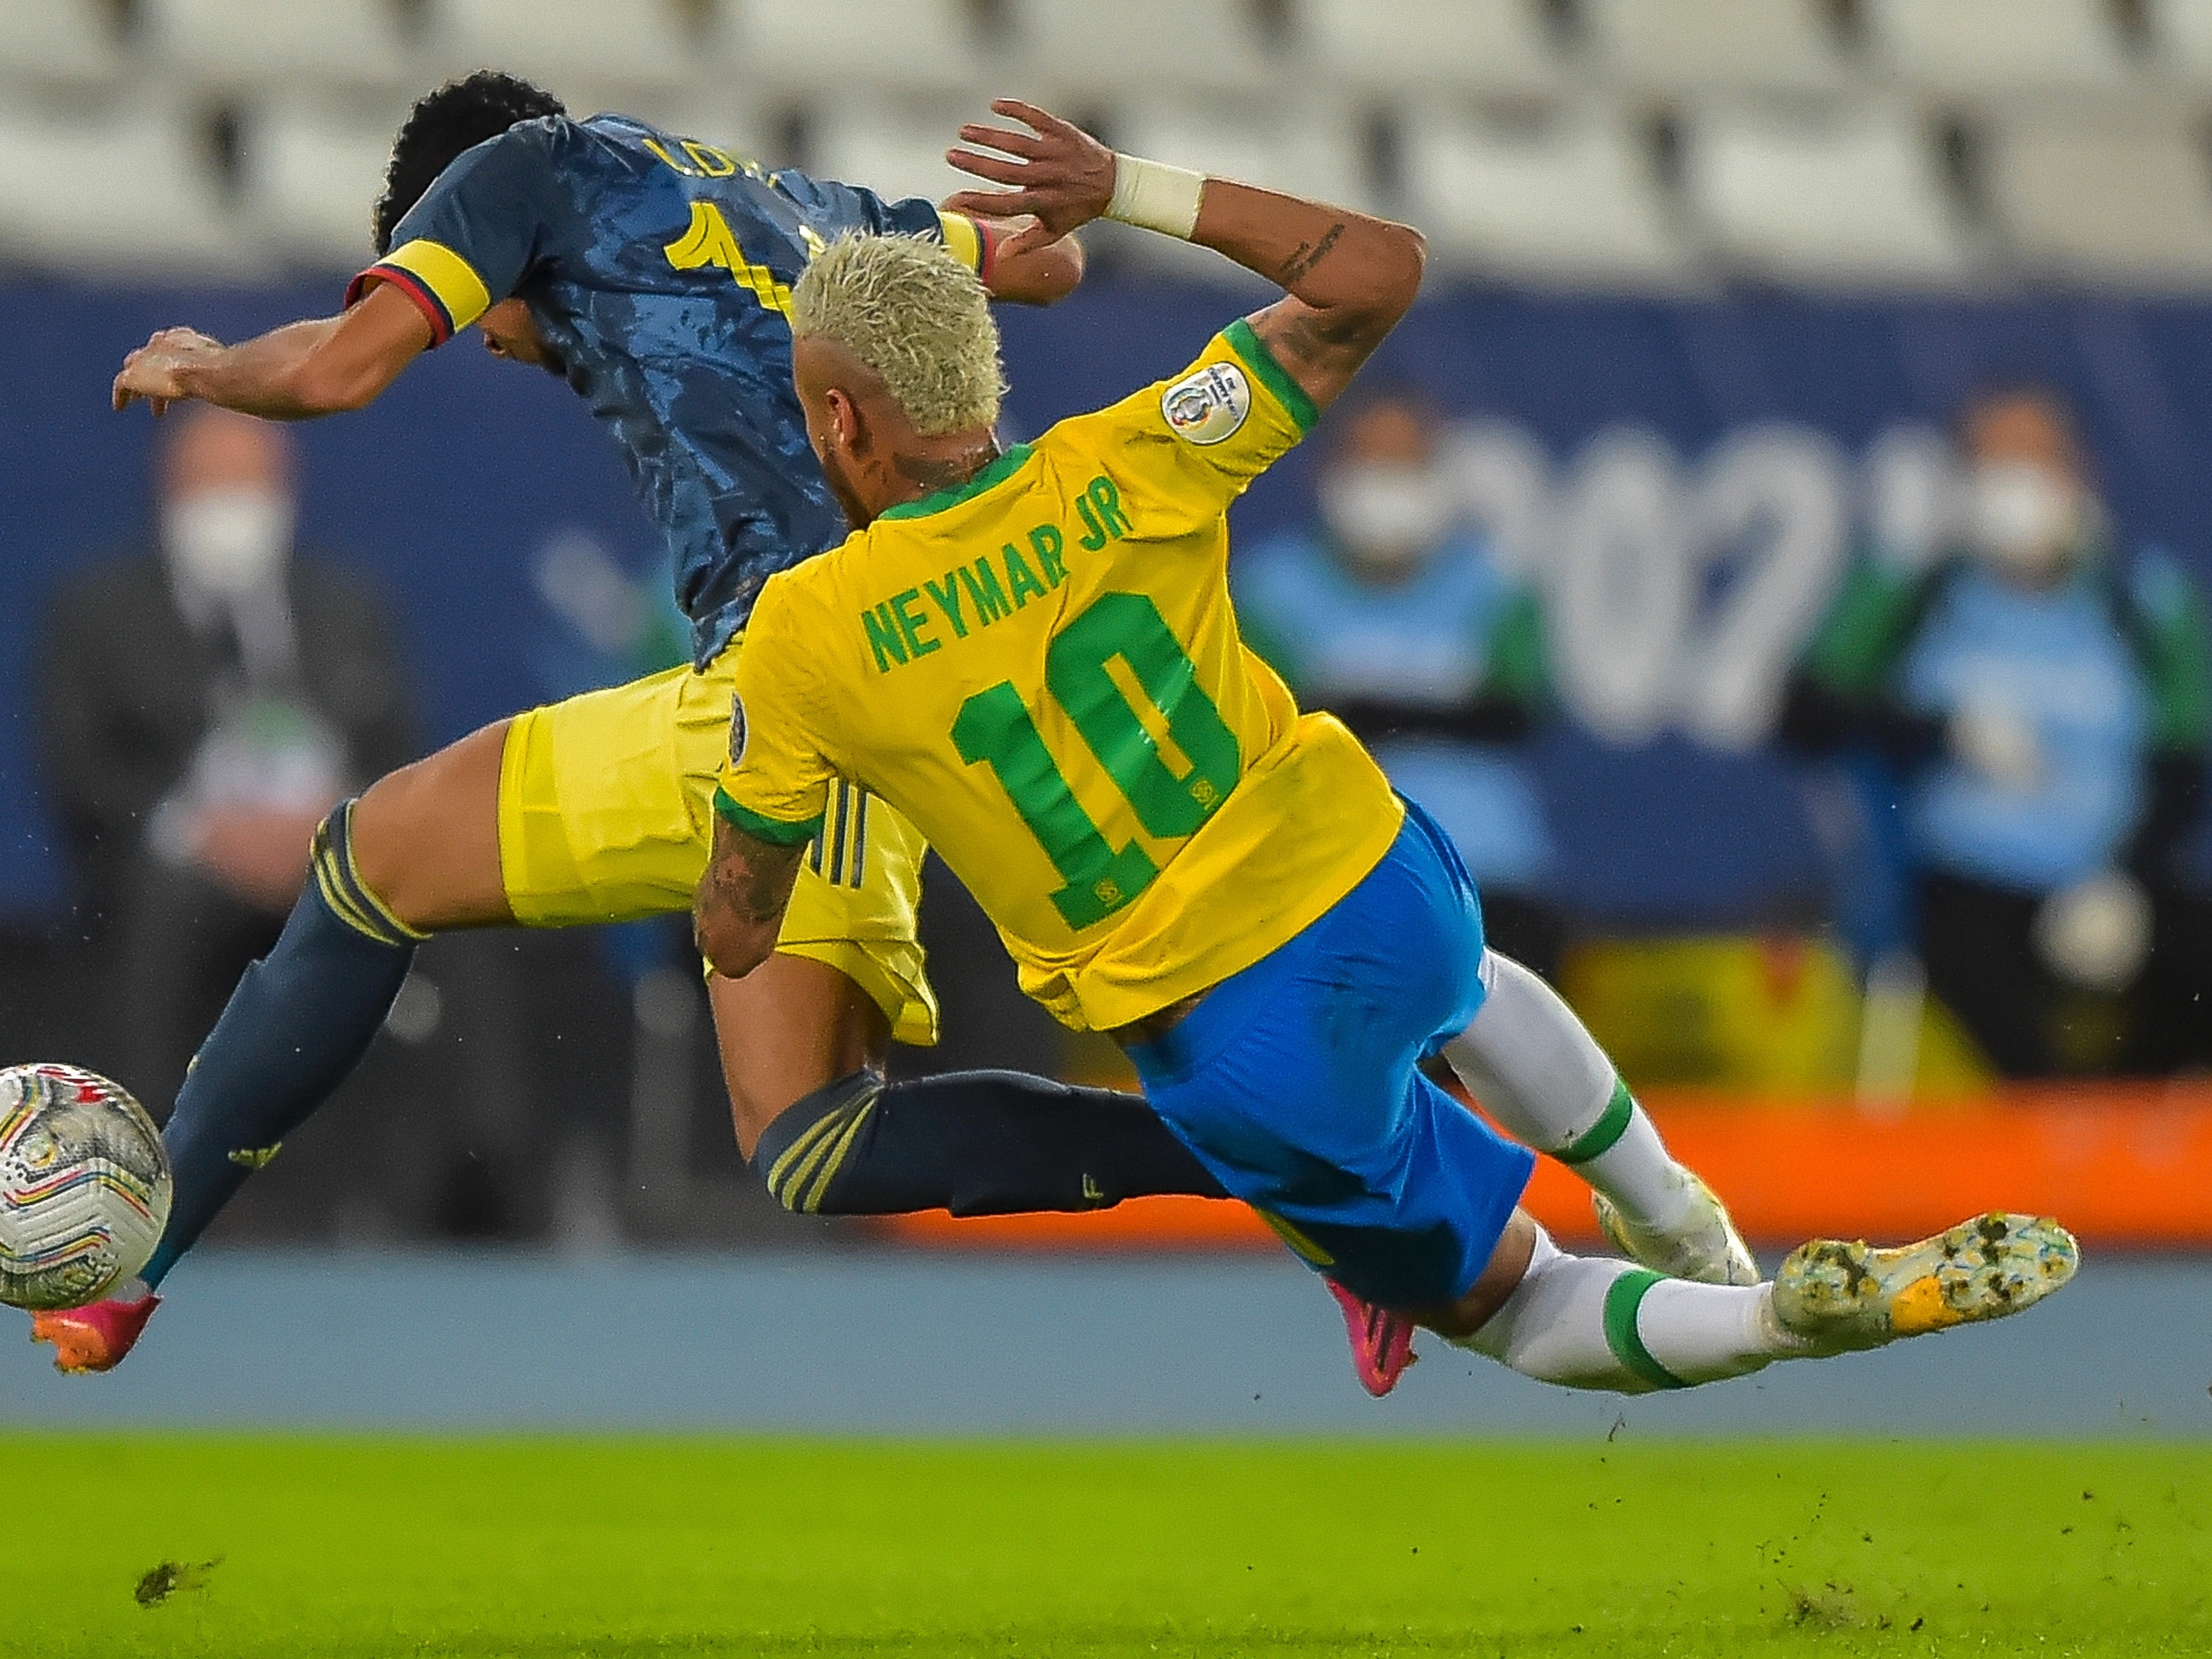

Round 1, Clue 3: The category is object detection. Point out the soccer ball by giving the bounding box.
[0,1064,171,1312]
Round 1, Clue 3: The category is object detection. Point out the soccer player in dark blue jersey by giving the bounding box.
[39,72,1225,1371]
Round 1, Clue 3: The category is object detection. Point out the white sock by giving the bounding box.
[1441,951,1692,1231]
[1453,1228,1806,1394]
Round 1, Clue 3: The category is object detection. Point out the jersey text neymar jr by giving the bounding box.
[715,324,1404,1030]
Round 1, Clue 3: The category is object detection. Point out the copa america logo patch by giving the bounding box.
[1161,362,1251,446]
[727,692,748,768]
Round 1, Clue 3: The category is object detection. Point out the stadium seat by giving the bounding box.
[422,0,699,106]
[1400,109,1690,284]
[1581,0,1845,99]
[0,0,118,86]
[1291,0,1561,97]
[2148,0,2212,86]
[1985,118,2212,284]
[242,105,409,270]
[1681,107,1970,283]
[0,105,241,272]
[1005,0,1276,98]
[139,0,409,92]
[1865,0,2134,102]
[1113,102,1373,212]
[719,0,990,96]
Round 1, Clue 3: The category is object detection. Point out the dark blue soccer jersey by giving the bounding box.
[349,114,980,665]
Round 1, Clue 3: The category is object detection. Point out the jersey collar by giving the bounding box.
[877,443,1034,522]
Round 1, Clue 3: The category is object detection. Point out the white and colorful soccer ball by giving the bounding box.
[0,1064,171,1312]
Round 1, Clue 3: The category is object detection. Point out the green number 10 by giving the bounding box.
[951,592,1240,931]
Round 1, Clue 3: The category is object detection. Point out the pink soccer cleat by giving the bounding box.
[30,1292,160,1374]
[1327,1280,1417,1398]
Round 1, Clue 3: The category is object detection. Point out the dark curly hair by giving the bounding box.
[373,71,565,256]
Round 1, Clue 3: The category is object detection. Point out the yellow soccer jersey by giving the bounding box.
[715,322,1404,1030]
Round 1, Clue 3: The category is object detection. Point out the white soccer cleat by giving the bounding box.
[1771,1211,2079,1356]
[1593,1171,1760,1287]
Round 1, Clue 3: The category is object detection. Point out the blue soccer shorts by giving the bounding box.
[1127,798,1536,1310]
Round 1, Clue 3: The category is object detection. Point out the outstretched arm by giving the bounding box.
[694,815,804,980]
[112,282,433,420]
[946,100,1424,412]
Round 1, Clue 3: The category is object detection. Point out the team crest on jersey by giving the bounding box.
[1161,363,1251,446]
[727,692,748,768]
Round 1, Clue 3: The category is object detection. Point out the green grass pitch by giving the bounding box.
[13,1437,2208,1656]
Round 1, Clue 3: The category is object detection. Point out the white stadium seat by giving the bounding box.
[1401,109,1690,285]
[720,0,990,97]
[1293,0,1561,98]
[242,105,409,270]
[2149,0,2212,87]
[1006,0,1275,98]
[1866,0,2134,102]
[1582,0,1845,99]
[422,0,698,107]
[0,106,241,273]
[1682,108,1969,284]
[139,0,409,93]
[1985,118,2212,284]
[0,0,118,86]
[1101,101,1374,279]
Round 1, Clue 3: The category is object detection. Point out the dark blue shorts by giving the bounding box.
[1127,799,1536,1308]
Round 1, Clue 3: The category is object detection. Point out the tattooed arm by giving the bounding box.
[945,100,1426,415]
[693,816,803,980]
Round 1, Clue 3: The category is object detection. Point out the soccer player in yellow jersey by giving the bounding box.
[699,103,2079,1395]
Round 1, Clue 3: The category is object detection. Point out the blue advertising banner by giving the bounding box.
[3,276,2209,924]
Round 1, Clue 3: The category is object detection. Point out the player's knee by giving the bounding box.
[349,722,513,931]
[306,799,428,951]
[1427,1209,1542,1339]
[749,1072,881,1215]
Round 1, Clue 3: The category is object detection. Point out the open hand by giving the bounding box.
[945,99,1117,260]
[113,327,223,414]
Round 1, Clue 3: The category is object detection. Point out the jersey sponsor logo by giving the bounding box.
[1162,363,1251,446]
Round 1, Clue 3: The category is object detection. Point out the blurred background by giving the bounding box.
[1,0,2209,1377]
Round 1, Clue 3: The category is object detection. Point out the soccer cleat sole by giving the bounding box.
[1327,1280,1418,1399]
[1772,1213,2078,1354]
[1592,1173,1760,1287]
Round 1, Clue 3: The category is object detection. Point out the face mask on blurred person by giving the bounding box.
[163,486,295,599]
[1321,463,1451,579]
[1966,461,2080,582]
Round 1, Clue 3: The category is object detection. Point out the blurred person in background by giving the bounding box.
[1780,388,2211,1078]
[1236,389,1560,977]
[37,407,416,1105]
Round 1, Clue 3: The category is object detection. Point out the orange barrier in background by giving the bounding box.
[878,1082,2212,1252]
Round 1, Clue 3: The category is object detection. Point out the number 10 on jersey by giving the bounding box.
[951,593,1240,931]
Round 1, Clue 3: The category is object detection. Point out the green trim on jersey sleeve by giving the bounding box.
[1484,588,1550,706]
[1799,555,1931,694]
[1224,319,1319,435]
[711,787,825,846]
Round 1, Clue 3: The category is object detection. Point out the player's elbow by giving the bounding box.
[693,902,776,983]
[991,234,1086,307]
[1368,222,1427,324]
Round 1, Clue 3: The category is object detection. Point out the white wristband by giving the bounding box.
[1106,153,1206,240]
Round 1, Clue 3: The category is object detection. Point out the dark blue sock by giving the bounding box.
[142,803,418,1288]
[753,1068,1227,1217]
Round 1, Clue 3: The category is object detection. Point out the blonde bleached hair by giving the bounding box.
[790,233,1005,438]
